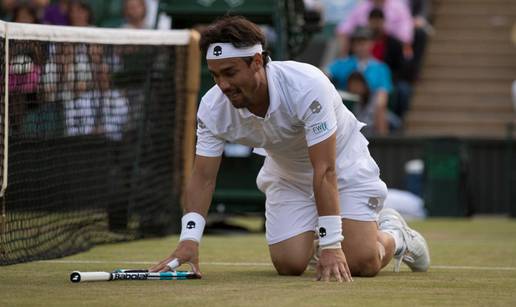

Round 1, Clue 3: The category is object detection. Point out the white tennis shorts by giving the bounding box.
[257,137,388,245]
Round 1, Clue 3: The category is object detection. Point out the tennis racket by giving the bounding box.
[70,269,200,283]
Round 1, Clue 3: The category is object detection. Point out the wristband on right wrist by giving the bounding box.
[179,212,206,243]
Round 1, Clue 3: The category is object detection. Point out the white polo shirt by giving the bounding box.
[196,60,377,190]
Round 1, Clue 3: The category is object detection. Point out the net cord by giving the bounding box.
[1,20,190,45]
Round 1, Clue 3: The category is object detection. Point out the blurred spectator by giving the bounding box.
[319,0,360,26]
[369,8,412,119]
[12,2,39,23]
[405,0,431,33]
[346,71,401,136]
[8,38,44,134]
[69,0,93,27]
[21,42,63,138]
[327,27,393,135]
[336,0,413,58]
[64,86,98,137]
[42,0,69,25]
[0,0,17,20]
[121,0,148,29]
[29,0,50,22]
[404,0,432,80]
[64,61,129,140]
[64,1,94,98]
[143,0,171,29]
[97,62,129,141]
[9,46,42,94]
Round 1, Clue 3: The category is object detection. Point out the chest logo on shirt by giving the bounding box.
[309,100,322,114]
[311,122,328,135]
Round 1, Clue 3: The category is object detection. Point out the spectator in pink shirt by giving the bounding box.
[336,0,414,59]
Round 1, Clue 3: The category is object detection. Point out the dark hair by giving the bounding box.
[12,3,39,24]
[70,0,94,25]
[350,26,374,41]
[347,71,370,105]
[200,16,269,66]
[369,8,385,20]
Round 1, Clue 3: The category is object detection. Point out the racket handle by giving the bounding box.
[70,271,111,283]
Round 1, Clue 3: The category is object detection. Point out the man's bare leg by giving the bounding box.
[341,219,396,277]
[269,232,314,276]
[268,224,395,277]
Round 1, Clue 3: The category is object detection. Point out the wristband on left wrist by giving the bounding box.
[318,215,344,247]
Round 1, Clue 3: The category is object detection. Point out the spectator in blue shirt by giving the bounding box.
[326,26,393,135]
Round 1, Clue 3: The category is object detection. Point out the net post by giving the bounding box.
[0,24,9,256]
[182,30,201,189]
[0,197,5,256]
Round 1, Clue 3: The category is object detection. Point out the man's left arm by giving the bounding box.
[308,133,339,217]
[308,134,352,282]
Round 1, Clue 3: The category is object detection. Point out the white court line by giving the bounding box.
[37,260,516,271]
[40,259,271,266]
[431,265,516,271]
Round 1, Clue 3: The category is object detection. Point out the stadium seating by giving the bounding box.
[405,0,516,138]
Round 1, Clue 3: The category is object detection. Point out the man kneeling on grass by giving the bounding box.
[150,16,430,282]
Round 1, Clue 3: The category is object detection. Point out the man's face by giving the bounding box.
[207,55,262,109]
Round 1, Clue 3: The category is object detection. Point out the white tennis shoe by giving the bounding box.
[378,208,430,272]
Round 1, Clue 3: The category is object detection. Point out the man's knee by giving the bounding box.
[272,258,308,276]
[349,254,382,277]
[268,232,314,276]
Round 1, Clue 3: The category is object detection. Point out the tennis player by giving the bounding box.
[150,16,430,282]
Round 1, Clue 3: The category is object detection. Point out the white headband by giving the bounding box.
[206,43,263,60]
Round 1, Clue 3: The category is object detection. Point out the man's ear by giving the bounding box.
[252,53,263,71]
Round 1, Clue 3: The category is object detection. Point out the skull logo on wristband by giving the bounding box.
[319,227,327,238]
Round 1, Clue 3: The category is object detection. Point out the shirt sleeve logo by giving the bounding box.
[311,122,328,135]
[309,100,322,114]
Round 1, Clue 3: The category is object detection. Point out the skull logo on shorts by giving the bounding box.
[186,221,196,229]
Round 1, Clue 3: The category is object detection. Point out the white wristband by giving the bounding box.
[320,242,342,250]
[179,212,206,243]
[318,215,344,247]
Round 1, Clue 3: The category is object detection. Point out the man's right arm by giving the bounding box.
[149,154,221,274]
[184,155,222,216]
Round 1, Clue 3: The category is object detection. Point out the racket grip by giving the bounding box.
[70,271,111,283]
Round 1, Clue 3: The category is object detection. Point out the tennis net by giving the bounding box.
[0,21,200,265]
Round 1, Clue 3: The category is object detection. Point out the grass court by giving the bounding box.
[1,218,516,306]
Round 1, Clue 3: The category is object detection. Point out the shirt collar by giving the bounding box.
[264,63,280,118]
